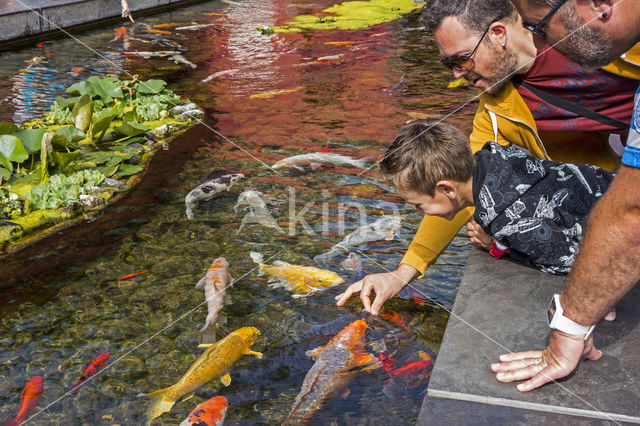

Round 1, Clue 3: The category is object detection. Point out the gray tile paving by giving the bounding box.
[420,248,640,424]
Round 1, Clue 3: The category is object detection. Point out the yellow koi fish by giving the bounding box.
[249,87,302,99]
[447,77,469,88]
[250,252,343,295]
[146,327,262,421]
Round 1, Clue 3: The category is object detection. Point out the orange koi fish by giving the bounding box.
[115,26,127,39]
[117,269,151,281]
[72,352,110,393]
[204,12,227,16]
[284,319,379,424]
[249,87,302,99]
[0,376,45,426]
[320,143,329,153]
[179,396,228,426]
[323,41,361,46]
[71,67,84,74]
[152,23,185,29]
[145,29,174,35]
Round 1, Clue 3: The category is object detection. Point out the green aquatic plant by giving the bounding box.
[261,0,422,33]
[25,169,105,210]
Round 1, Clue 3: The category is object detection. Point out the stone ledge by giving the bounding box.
[419,247,640,424]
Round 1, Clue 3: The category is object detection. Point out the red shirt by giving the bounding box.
[515,46,637,136]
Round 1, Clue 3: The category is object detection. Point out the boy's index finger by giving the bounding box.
[360,280,373,313]
[335,280,362,305]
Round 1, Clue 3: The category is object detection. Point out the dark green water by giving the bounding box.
[0,0,477,423]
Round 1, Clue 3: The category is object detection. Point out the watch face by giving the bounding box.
[547,295,557,324]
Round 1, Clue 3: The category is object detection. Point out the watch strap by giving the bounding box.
[548,294,595,340]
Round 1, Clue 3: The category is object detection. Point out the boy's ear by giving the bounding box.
[436,180,458,199]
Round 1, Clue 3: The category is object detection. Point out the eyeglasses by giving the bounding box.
[522,0,567,38]
[440,24,491,71]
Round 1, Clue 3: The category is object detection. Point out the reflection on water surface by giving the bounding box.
[0,0,477,423]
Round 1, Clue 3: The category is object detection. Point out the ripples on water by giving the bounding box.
[0,0,476,423]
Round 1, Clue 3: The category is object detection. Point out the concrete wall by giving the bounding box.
[0,0,196,43]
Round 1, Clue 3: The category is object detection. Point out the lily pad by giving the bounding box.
[115,122,150,137]
[51,150,81,172]
[0,135,29,166]
[54,96,81,109]
[92,108,119,142]
[72,94,94,133]
[0,122,19,135]
[51,127,85,150]
[114,164,143,178]
[87,76,123,104]
[13,129,46,154]
[135,79,167,94]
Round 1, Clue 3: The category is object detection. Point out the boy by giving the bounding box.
[381,119,615,275]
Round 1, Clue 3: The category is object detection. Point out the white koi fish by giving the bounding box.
[195,258,232,345]
[339,252,364,275]
[272,153,370,171]
[314,216,402,263]
[185,173,244,219]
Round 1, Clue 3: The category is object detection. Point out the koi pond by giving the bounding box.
[0,0,478,423]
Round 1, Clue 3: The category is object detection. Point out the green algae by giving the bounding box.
[261,0,423,33]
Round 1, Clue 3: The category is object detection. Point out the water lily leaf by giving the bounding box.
[87,76,123,104]
[0,122,19,135]
[92,108,118,142]
[0,135,28,164]
[114,164,142,178]
[66,80,92,96]
[123,109,138,123]
[55,96,81,109]
[13,128,46,154]
[0,166,10,180]
[115,122,150,137]
[51,150,81,172]
[40,133,53,182]
[135,79,167,94]
[80,151,122,165]
[51,127,85,150]
[71,94,94,133]
[0,152,13,172]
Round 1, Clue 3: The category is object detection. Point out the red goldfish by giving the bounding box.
[0,376,45,426]
[72,352,110,393]
[115,26,127,39]
[179,396,228,426]
[380,309,407,329]
[284,319,379,424]
[117,269,150,281]
[389,351,434,388]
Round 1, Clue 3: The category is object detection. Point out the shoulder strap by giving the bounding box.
[516,79,629,130]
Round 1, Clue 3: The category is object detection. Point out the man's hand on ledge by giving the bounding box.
[490,330,602,392]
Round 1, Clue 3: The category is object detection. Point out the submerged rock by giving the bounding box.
[169,103,198,117]
[177,109,205,122]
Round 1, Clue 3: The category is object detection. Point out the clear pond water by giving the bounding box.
[0,0,478,423]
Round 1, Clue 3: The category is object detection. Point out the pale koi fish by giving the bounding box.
[272,152,370,171]
[195,258,232,345]
[250,252,343,295]
[185,173,244,219]
[146,327,262,421]
[314,216,402,262]
[339,252,364,275]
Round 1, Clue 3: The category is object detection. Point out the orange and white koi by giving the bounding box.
[115,26,127,40]
[72,352,110,393]
[284,319,379,424]
[179,396,228,426]
[339,252,364,275]
[195,258,232,345]
[0,376,45,426]
[250,252,343,295]
[146,327,262,421]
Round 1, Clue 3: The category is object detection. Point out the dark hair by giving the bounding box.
[421,0,518,34]
[380,119,475,196]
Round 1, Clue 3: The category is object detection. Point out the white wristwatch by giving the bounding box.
[548,294,595,340]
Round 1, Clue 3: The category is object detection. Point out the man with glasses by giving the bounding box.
[335,0,639,317]
[490,0,640,392]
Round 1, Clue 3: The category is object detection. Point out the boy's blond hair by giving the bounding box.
[380,119,475,196]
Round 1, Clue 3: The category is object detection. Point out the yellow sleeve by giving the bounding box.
[401,206,474,277]
[470,98,511,152]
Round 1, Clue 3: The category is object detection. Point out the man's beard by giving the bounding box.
[559,6,615,69]
[483,48,519,95]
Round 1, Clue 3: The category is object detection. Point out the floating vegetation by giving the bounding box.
[0,76,203,249]
[258,0,422,33]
